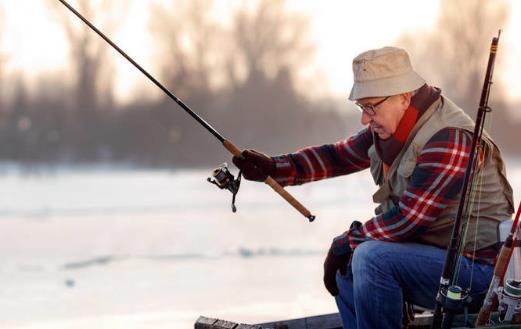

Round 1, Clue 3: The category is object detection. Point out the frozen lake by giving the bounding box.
[0,162,519,328]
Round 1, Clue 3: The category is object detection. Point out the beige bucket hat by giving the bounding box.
[348,47,425,100]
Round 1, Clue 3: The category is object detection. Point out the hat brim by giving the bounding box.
[348,70,426,100]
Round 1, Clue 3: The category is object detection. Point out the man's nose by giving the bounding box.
[360,111,372,125]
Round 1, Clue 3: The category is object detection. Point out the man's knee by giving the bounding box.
[352,240,382,262]
[351,240,396,274]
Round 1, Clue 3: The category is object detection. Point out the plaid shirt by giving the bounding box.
[272,127,497,265]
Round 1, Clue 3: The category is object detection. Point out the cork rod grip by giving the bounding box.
[223,140,242,157]
[264,176,315,221]
[475,246,511,325]
[223,140,315,222]
[476,202,520,326]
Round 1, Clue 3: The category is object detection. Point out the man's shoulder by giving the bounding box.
[427,127,472,144]
[417,128,473,156]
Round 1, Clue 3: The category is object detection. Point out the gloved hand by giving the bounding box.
[232,149,275,182]
[323,222,360,297]
[323,246,352,296]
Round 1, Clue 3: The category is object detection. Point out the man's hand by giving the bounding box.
[232,149,275,182]
[324,222,360,296]
[323,247,352,296]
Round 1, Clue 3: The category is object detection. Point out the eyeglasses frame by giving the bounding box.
[355,95,391,116]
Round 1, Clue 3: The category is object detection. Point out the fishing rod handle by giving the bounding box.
[223,140,316,222]
[475,246,513,325]
[475,275,500,325]
[475,202,521,325]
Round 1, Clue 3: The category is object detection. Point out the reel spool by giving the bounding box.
[439,285,472,329]
[498,279,521,322]
[207,163,241,212]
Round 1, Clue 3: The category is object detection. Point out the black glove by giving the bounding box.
[232,149,275,182]
[323,221,360,297]
[323,246,352,296]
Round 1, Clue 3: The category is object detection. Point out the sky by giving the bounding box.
[2,0,520,103]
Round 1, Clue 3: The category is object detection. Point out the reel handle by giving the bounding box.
[223,140,315,222]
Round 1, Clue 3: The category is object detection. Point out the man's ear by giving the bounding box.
[401,92,413,109]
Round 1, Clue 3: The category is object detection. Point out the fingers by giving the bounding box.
[232,153,247,169]
[323,251,340,296]
[243,149,268,162]
[234,160,264,181]
[339,264,347,276]
[232,150,256,173]
[339,253,352,276]
[323,247,352,297]
[242,149,259,161]
[232,150,270,182]
[323,270,339,296]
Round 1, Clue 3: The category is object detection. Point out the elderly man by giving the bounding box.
[232,47,514,329]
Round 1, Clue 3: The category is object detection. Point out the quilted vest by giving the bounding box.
[368,96,514,252]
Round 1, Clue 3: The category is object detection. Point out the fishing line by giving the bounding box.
[451,143,481,285]
[56,0,315,221]
[466,149,487,291]
[464,111,495,290]
[466,101,497,289]
[452,139,487,288]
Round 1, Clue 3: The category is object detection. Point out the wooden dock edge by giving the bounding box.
[195,316,263,329]
[195,313,346,329]
[195,312,521,329]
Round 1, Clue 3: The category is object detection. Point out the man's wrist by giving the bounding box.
[331,233,352,256]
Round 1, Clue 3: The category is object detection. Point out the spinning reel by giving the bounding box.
[207,163,241,213]
[498,279,521,323]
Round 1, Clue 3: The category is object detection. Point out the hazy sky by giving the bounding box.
[2,0,520,103]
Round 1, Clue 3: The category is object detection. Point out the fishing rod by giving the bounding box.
[476,201,521,325]
[430,30,501,329]
[57,0,315,222]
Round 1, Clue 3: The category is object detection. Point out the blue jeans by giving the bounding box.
[335,241,494,329]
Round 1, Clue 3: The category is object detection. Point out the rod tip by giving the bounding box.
[308,215,316,222]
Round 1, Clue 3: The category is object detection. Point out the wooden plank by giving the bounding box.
[194,317,238,329]
[407,312,481,328]
[213,319,238,329]
[195,316,218,329]
[408,313,434,328]
[259,313,342,329]
[305,313,342,329]
[258,318,306,329]
[197,312,521,329]
[236,324,263,329]
[407,312,521,329]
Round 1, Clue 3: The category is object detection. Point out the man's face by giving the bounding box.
[356,94,411,140]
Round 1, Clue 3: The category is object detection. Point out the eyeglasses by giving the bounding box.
[355,96,391,116]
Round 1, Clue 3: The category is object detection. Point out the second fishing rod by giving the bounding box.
[430,30,502,329]
[57,0,315,222]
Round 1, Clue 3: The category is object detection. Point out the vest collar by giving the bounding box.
[375,85,441,167]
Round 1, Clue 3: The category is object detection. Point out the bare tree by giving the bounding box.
[227,0,314,85]
[49,0,128,112]
[46,0,130,161]
[0,5,5,115]
[150,0,223,99]
[397,0,518,154]
[220,0,325,152]
[397,0,510,112]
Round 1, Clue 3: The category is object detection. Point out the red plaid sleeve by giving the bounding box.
[271,127,373,186]
[332,128,477,252]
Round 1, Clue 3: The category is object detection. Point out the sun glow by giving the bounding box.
[2,0,520,103]
[3,2,68,75]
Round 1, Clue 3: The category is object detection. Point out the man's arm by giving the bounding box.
[271,127,373,187]
[331,127,473,254]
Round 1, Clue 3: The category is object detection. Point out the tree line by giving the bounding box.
[0,0,518,169]
[0,0,355,168]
